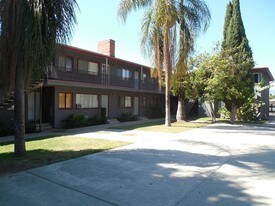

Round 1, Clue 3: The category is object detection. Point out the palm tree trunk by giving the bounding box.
[14,60,26,155]
[176,94,186,121]
[156,34,162,92]
[164,24,171,126]
[230,104,237,124]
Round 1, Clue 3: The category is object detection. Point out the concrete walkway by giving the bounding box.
[1,118,275,205]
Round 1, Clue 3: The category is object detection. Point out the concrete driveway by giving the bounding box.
[1,121,275,206]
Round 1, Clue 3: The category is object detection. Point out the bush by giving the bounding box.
[62,114,107,129]
[146,107,165,119]
[25,122,37,134]
[237,97,260,121]
[218,107,230,119]
[88,115,107,125]
[0,120,14,137]
[117,111,138,122]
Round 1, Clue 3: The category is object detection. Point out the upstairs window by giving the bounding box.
[253,73,261,83]
[58,56,73,72]
[122,69,131,80]
[78,60,99,75]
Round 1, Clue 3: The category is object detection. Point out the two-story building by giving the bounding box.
[252,67,274,119]
[16,40,164,128]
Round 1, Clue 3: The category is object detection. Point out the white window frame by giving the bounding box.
[125,96,132,108]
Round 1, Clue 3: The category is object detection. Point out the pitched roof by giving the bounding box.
[59,44,150,69]
[251,67,274,81]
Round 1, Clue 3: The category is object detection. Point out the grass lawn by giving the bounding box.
[192,117,266,124]
[109,117,265,132]
[0,136,128,176]
[109,120,209,133]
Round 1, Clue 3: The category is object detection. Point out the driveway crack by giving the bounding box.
[26,170,119,206]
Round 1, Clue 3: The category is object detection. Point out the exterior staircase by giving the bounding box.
[0,92,14,110]
[36,123,53,132]
[108,119,119,124]
[185,100,196,116]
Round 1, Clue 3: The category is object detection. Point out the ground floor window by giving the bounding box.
[76,94,98,108]
[59,92,73,109]
[118,96,132,108]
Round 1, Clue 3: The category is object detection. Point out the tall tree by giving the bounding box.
[172,0,210,121]
[219,0,254,123]
[141,8,164,92]
[118,0,210,126]
[0,0,78,155]
[223,0,252,58]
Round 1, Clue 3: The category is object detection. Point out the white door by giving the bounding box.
[134,97,139,115]
[101,95,109,117]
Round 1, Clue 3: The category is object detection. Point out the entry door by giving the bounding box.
[134,97,139,115]
[134,71,139,89]
[101,64,110,85]
[101,95,109,117]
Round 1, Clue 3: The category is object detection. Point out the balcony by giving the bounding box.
[46,66,160,92]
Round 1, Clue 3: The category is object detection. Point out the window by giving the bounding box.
[122,69,130,80]
[58,56,73,72]
[76,94,98,108]
[59,92,73,109]
[78,60,98,75]
[125,96,132,107]
[253,73,261,83]
[118,96,132,108]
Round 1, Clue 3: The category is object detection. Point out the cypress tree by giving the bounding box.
[222,0,252,58]
[211,0,254,123]
[222,2,232,49]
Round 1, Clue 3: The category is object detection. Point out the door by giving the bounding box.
[101,64,110,85]
[42,87,54,124]
[134,97,139,115]
[101,95,109,117]
[134,71,139,89]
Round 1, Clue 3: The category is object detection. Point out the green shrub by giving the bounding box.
[218,107,230,119]
[88,115,107,125]
[25,122,37,134]
[146,107,164,119]
[237,97,260,121]
[62,114,107,129]
[0,120,14,137]
[117,111,138,122]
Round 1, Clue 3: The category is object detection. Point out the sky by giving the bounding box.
[71,0,275,93]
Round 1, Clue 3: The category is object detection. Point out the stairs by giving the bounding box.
[108,119,119,124]
[139,116,149,121]
[36,123,52,132]
[0,92,14,110]
[0,79,44,111]
[185,100,195,115]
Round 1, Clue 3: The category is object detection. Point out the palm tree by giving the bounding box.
[141,8,163,92]
[173,0,210,121]
[0,0,78,155]
[118,0,210,126]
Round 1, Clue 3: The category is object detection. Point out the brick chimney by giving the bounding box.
[98,39,115,57]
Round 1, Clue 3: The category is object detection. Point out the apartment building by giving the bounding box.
[24,40,164,127]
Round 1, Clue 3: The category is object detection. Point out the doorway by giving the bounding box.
[101,95,109,117]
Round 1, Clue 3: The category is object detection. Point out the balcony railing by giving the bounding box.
[46,66,160,91]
